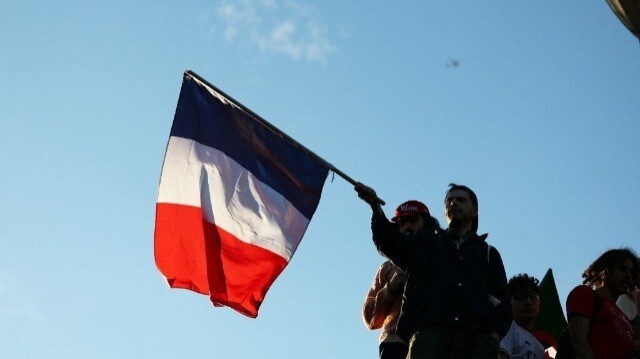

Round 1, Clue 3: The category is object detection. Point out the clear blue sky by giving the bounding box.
[1,1,639,358]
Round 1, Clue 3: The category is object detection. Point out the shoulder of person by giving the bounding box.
[568,284,593,298]
[499,322,518,351]
[502,321,518,338]
[566,285,598,318]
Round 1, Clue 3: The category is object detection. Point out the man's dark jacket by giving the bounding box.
[371,213,512,343]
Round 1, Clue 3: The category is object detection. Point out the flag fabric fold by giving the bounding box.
[154,72,329,317]
[606,0,640,40]
[532,268,568,350]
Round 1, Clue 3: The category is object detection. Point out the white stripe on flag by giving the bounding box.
[158,136,310,261]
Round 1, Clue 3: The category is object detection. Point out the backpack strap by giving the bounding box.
[486,243,501,306]
[589,291,602,333]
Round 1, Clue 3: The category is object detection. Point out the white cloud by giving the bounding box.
[259,21,301,59]
[214,0,336,64]
[225,25,239,41]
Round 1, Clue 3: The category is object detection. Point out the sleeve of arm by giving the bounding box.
[568,316,594,358]
[371,213,408,270]
[362,263,398,330]
[566,286,596,359]
[498,322,515,359]
[489,246,513,338]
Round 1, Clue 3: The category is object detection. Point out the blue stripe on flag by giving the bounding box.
[169,76,328,219]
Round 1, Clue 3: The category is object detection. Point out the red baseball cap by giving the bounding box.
[391,200,430,222]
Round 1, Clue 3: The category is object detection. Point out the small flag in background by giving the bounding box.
[154,71,329,318]
[532,268,567,350]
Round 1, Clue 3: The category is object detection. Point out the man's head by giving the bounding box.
[444,183,478,233]
[508,274,540,329]
[391,200,429,234]
[582,248,639,297]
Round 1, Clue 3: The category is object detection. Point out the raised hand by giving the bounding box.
[354,182,385,215]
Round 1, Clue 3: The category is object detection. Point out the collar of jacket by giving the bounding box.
[445,230,488,242]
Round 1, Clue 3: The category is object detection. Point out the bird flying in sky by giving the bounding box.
[446,58,460,68]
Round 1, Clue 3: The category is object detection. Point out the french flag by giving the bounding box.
[154,71,329,317]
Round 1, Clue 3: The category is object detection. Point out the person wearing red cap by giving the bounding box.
[362,200,433,359]
[356,182,511,359]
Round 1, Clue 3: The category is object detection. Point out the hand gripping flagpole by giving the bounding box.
[184,69,385,206]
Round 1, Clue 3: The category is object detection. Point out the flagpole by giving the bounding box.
[184,69,385,205]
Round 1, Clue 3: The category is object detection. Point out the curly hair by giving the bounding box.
[508,273,540,296]
[582,247,640,290]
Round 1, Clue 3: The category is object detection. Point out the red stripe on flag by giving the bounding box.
[154,203,288,318]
